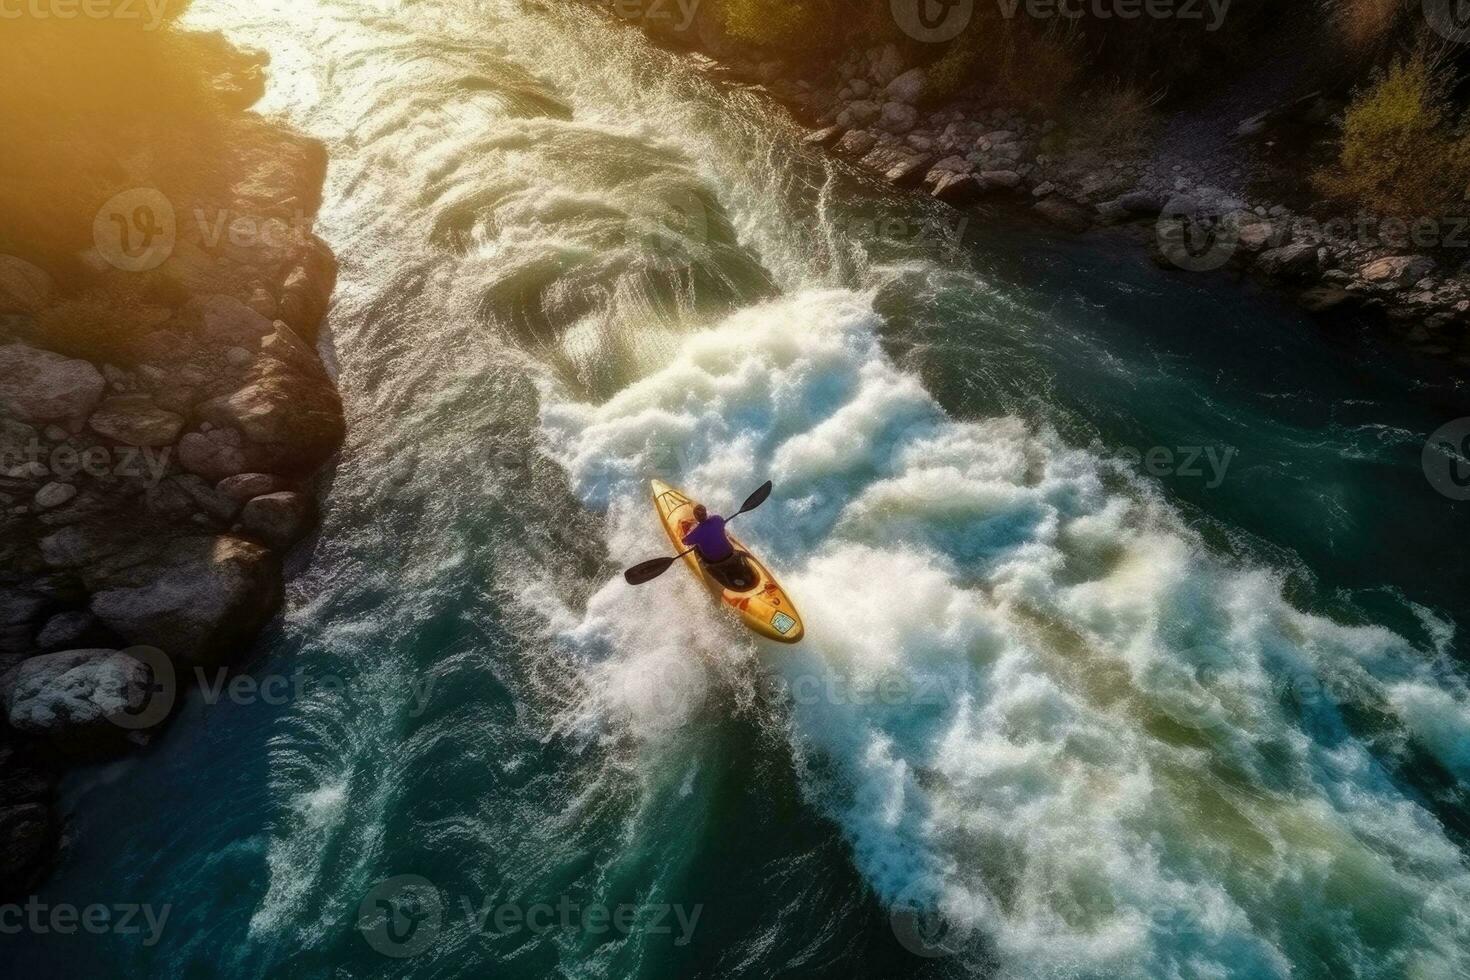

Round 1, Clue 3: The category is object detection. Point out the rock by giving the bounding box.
[196,367,344,475]
[879,102,919,134]
[0,344,105,422]
[1031,181,1058,198]
[931,173,980,205]
[849,79,870,97]
[1034,198,1093,233]
[33,482,76,511]
[838,100,880,128]
[169,474,241,522]
[1360,255,1435,288]
[278,238,337,338]
[35,610,102,650]
[1115,191,1161,219]
[872,44,904,85]
[1,648,153,750]
[977,170,1022,191]
[0,255,54,315]
[804,125,845,148]
[89,535,282,666]
[179,429,251,482]
[1297,286,1357,314]
[886,156,932,188]
[906,134,934,153]
[225,346,255,368]
[241,491,312,549]
[193,294,274,346]
[886,68,926,105]
[834,129,878,157]
[87,395,185,447]
[216,472,286,502]
[0,590,45,627]
[1255,242,1319,280]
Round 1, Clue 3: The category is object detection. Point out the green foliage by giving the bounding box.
[1315,54,1470,218]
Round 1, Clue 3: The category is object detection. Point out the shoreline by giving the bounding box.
[616,9,1470,368]
[0,30,345,895]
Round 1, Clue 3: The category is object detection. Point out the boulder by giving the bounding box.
[0,255,54,315]
[88,535,282,666]
[834,129,878,158]
[178,428,251,482]
[33,482,76,511]
[879,102,919,134]
[241,491,312,549]
[1117,191,1166,216]
[1297,286,1357,314]
[931,173,980,205]
[87,395,185,447]
[216,472,286,502]
[36,610,103,650]
[0,344,105,422]
[872,44,904,85]
[195,366,344,474]
[1359,255,1435,288]
[169,474,242,522]
[886,156,932,188]
[804,125,845,148]
[192,294,274,346]
[837,100,881,128]
[977,170,1023,191]
[1,648,152,747]
[885,68,926,105]
[1255,242,1319,280]
[860,144,917,174]
[0,590,45,627]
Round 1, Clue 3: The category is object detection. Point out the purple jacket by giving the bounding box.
[682,515,734,562]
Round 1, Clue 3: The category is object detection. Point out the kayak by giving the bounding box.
[651,480,804,644]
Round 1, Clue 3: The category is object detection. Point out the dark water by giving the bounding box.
[12,2,1470,978]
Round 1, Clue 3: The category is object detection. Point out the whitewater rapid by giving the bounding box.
[170,1,1470,977]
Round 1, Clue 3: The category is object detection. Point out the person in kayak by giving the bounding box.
[682,504,735,563]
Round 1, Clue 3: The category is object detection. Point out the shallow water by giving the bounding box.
[13,1,1470,977]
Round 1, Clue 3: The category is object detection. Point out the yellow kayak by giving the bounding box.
[651,480,804,644]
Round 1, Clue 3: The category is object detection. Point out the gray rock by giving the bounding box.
[1255,242,1320,280]
[194,294,275,346]
[1,648,151,741]
[931,173,980,205]
[33,482,76,511]
[886,156,932,188]
[872,44,904,85]
[225,346,255,369]
[89,535,281,666]
[0,344,105,422]
[834,129,878,157]
[849,79,870,97]
[178,428,251,482]
[838,100,880,128]
[36,611,100,650]
[977,170,1022,191]
[885,68,926,105]
[241,491,312,550]
[0,590,45,627]
[216,472,286,502]
[170,474,241,522]
[804,125,845,147]
[87,395,184,447]
[879,102,918,134]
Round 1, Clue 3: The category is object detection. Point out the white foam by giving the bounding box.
[542,289,1470,978]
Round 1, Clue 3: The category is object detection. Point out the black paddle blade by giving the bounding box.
[735,480,773,517]
[624,555,679,585]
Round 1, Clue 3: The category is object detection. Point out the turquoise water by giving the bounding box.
[13,1,1470,977]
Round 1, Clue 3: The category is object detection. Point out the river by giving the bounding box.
[13,1,1470,977]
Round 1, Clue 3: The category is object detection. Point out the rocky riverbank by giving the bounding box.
[0,37,343,894]
[622,13,1470,366]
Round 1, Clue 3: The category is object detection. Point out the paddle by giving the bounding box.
[623,481,773,586]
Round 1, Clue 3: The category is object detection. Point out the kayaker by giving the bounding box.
[682,504,735,564]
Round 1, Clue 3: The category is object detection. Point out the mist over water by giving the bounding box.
[15,1,1470,977]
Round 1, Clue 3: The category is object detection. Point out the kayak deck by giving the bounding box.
[651,480,804,644]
